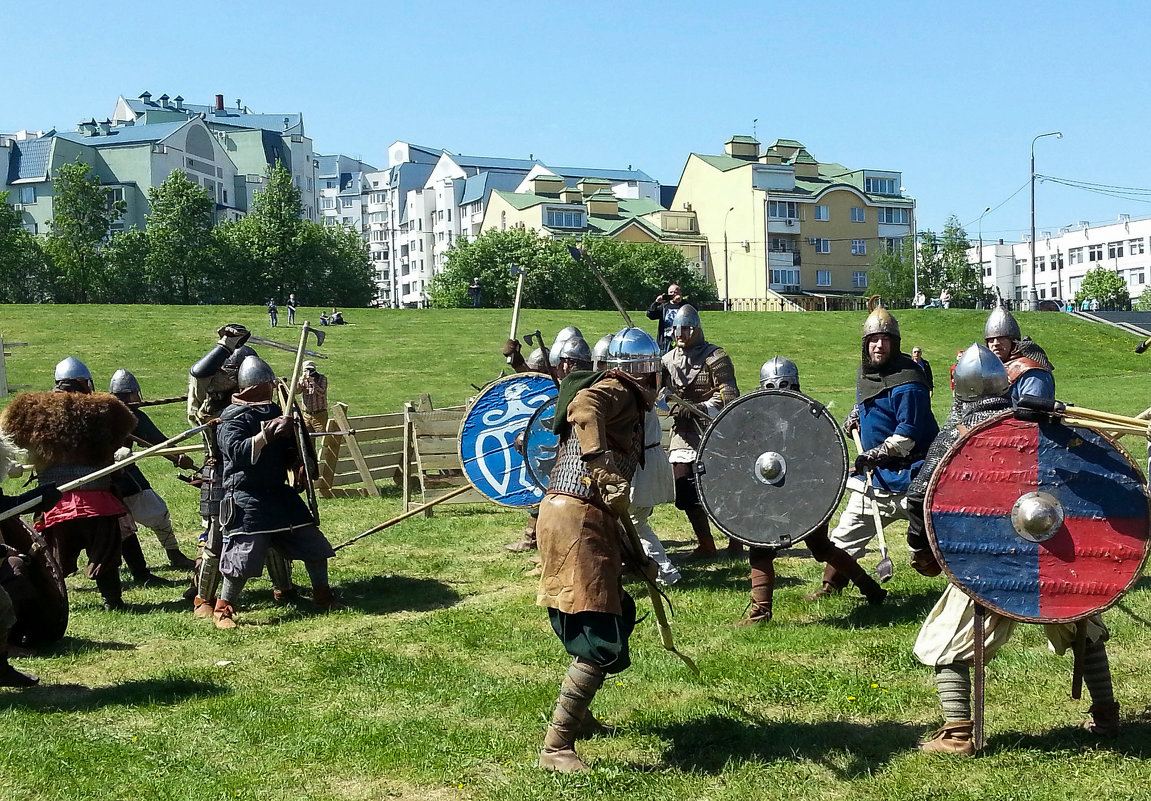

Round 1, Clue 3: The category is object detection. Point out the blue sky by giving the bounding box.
[7,1,1150,240]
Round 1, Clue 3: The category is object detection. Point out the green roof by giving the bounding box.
[492,189,547,210]
[727,135,760,144]
[694,153,751,172]
[770,138,805,148]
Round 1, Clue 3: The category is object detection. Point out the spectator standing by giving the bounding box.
[286,293,297,325]
[911,346,934,397]
[467,277,483,308]
[296,361,329,433]
[645,283,687,352]
[267,297,278,327]
[939,287,952,309]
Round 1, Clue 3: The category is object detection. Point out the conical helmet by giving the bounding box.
[952,343,1009,401]
[525,348,547,372]
[109,368,140,395]
[553,335,591,366]
[862,304,900,340]
[237,355,276,389]
[54,356,92,382]
[591,334,614,369]
[549,326,584,365]
[984,305,1021,341]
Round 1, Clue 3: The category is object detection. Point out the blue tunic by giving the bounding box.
[1010,367,1056,405]
[857,382,939,493]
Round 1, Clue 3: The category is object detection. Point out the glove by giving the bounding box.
[587,453,631,514]
[668,398,703,421]
[216,323,252,352]
[843,406,860,436]
[176,454,196,470]
[910,549,942,577]
[261,416,294,442]
[501,339,521,357]
[854,446,899,473]
[1,483,64,516]
[113,446,131,462]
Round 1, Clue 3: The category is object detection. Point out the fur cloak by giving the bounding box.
[0,392,136,470]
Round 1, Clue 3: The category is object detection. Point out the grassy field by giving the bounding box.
[1,304,1151,801]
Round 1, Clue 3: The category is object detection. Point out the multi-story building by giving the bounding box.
[671,135,915,307]
[482,174,706,270]
[112,92,319,220]
[2,116,243,235]
[316,154,376,233]
[969,215,1151,304]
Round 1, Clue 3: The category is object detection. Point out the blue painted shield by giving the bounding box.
[925,412,1151,623]
[522,397,559,491]
[458,373,557,507]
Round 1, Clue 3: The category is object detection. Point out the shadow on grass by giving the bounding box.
[824,587,940,629]
[0,677,227,712]
[336,574,461,615]
[993,721,1151,757]
[668,560,803,591]
[643,711,920,775]
[36,637,137,657]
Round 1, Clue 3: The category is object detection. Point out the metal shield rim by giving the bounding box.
[695,388,848,547]
[923,410,1151,624]
[522,396,558,492]
[457,372,555,508]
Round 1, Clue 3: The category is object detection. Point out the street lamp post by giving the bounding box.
[1030,131,1062,310]
[723,206,735,311]
[977,205,991,301]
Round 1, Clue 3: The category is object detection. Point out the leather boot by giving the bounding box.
[1083,702,1121,737]
[803,563,849,601]
[0,652,38,687]
[96,571,127,611]
[506,515,538,552]
[121,533,164,586]
[737,550,774,626]
[725,539,745,557]
[272,587,300,605]
[193,595,215,619]
[539,658,606,772]
[212,599,236,629]
[919,720,975,756]
[166,548,196,570]
[683,507,717,559]
[312,586,343,612]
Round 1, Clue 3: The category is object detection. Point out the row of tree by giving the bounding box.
[427,227,718,310]
[0,162,376,307]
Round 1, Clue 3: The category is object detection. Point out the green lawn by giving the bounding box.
[1,304,1150,801]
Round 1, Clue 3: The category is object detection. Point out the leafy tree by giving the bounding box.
[1135,284,1151,312]
[0,192,50,303]
[428,228,717,310]
[866,235,916,305]
[44,159,124,302]
[144,170,216,303]
[1074,267,1130,310]
[296,221,376,308]
[103,229,151,303]
[935,215,989,307]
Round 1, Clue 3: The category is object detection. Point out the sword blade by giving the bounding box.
[248,334,328,359]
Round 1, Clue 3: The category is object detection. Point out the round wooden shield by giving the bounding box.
[924,412,1151,623]
[522,397,559,492]
[458,372,557,507]
[695,389,848,548]
[0,517,69,644]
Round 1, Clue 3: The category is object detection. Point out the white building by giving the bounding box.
[316,154,377,232]
[969,214,1151,304]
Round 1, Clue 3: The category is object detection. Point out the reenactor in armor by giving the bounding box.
[805,305,938,602]
[660,305,741,558]
[186,325,294,617]
[739,358,889,624]
[536,326,659,773]
[908,345,1118,755]
[983,305,1055,405]
[212,356,340,628]
[109,369,197,571]
[3,361,138,611]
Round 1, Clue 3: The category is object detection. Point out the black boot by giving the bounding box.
[824,548,886,605]
[804,562,850,601]
[165,548,196,570]
[121,534,164,587]
[95,570,128,611]
[0,652,38,687]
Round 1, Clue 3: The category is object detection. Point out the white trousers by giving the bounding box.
[630,506,680,585]
[827,478,908,559]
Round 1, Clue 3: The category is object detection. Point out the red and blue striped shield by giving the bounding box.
[924,412,1150,623]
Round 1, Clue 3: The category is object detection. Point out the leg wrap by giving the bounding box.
[197,552,222,602]
[684,507,714,549]
[220,576,248,605]
[935,663,972,722]
[265,548,293,592]
[1082,639,1115,708]
[150,520,179,552]
[544,658,606,753]
[746,548,775,620]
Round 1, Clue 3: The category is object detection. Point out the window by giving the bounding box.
[1039,288,1046,298]
[770,268,800,288]
[322,198,335,210]
[768,200,799,219]
[371,192,386,204]
[865,177,898,195]
[850,207,865,223]
[816,270,831,287]
[851,239,866,255]
[813,238,830,254]
[325,180,336,189]
[1130,238,1145,256]
[1138,272,1146,285]
[852,271,868,288]
[1052,253,1064,270]
[545,209,584,228]
[1108,241,1124,259]
[884,237,902,253]
[501,211,506,231]
[1088,244,1103,262]
[18,186,35,204]
[876,207,909,225]
[1069,247,1084,264]
[447,207,451,221]
[1014,259,1025,275]
[341,197,353,208]
[1036,256,1045,272]
[814,205,829,221]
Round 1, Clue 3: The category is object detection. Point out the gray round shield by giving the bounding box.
[695,389,848,548]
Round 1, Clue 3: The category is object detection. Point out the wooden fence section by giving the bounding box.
[316,402,407,499]
[402,404,483,513]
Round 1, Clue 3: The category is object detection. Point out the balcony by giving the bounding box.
[768,248,800,267]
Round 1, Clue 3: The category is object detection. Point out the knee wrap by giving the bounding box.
[197,553,222,601]
[265,548,293,592]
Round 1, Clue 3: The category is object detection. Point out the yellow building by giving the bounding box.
[671,136,915,307]
[481,174,707,267]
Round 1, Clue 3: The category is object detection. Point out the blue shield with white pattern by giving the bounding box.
[522,397,559,492]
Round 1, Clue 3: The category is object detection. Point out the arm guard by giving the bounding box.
[190,344,233,379]
[701,350,739,417]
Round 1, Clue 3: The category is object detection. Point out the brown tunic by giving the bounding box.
[535,373,651,616]
[662,343,739,452]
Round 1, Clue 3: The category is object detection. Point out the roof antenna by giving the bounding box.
[753,118,758,142]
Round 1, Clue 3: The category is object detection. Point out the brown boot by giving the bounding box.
[312,586,343,611]
[804,563,849,601]
[919,720,975,756]
[193,595,215,619]
[1083,703,1120,737]
[575,708,614,739]
[506,516,538,552]
[683,508,718,559]
[823,548,885,603]
[212,599,236,629]
[539,658,606,772]
[737,550,774,626]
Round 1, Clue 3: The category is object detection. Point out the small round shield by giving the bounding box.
[522,397,559,492]
[458,372,557,507]
[0,517,69,644]
[695,389,848,548]
[925,412,1151,623]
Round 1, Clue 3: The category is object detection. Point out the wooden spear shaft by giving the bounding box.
[332,485,473,551]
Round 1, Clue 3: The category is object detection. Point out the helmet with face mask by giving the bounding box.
[758,356,800,391]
